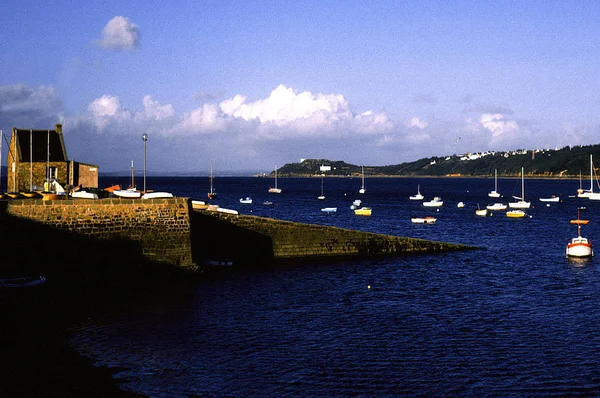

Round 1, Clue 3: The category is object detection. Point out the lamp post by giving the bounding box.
[142,133,148,193]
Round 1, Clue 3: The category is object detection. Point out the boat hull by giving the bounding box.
[411,217,436,224]
[506,210,526,218]
[354,207,372,216]
[566,240,593,257]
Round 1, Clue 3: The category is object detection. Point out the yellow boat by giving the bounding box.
[506,209,526,218]
[354,207,372,216]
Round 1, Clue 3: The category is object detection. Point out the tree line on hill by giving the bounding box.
[277,144,600,178]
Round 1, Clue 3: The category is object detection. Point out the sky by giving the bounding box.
[1,1,600,174]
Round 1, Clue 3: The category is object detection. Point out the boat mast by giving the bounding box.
[0,129,2,193]
[274,166,278,189]
[131,160,135,189]
[495,169,498,191]
[210,161,214,194]
[29,129,33,191]
[46,130,50,184]
[591,155,594,193]
[521,167,525,201]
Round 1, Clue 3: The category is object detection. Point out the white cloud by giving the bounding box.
[479,113,519,138]
[142,95,175,120]
[409,116,428,129]
[98,16,140,50]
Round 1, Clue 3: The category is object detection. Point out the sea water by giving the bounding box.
[68,176,600,396]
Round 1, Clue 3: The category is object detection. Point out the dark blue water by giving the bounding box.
[69,176,600,397]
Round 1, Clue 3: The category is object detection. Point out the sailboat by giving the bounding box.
[409,185,424,200]
[488,169,501,198]
[508,167,530,209]
[586,155,600,200]
[567,207,593,257]
[268,166,282,194]
[112,161,142,198]
[359,166,366,194]
[208,161,217,199]
[318,175,325,200]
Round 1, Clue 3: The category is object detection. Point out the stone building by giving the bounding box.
[6,123,99,192]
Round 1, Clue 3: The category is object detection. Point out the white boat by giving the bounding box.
[358,166,366,194]
[350,199,362,210]
[486,203,507,211]
[318,175,325,200]
[423,197,443,207]
[457,201,465,208]
[506,209,526,218]
[508,167,531,209]
[321,207,337,213]
[539,195,560,203]
[263,201,273,205]
[409,185,424,200]
[488,169,501,198]
[70,190,99,200]
[142,191,174,199]
[208,161,217,199]
[567,209,593,257]
[411,216,436,224]
[578,155,598,198]
[239,197,252,204]
[268,166,282,193]
[475,207,488,217]
[113,188,142,198]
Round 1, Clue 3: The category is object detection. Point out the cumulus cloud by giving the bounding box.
[479,113,519,138]
[3,83,575,173]
[98,16,140,50]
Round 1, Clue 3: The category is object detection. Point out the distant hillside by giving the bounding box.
[277,145,600,178]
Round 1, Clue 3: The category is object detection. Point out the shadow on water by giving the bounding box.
[0,200,189,397]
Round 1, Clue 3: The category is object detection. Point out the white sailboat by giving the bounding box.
[268,166,282,194]
[208,161,217,199]
[318,174,325,200]
[508,167,530,209]
[488,169,501,198]
[586,155,600,200]
[359,165,366,194]
[409,185,424,200]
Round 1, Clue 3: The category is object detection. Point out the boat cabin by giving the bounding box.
[5,124,99,192]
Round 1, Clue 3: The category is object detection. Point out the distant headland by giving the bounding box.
[273,144,600,178]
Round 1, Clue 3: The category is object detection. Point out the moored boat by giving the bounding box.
[354,207,372,216]
[423,197,443,207]
[539,195,560,203]
[508,167,530,209]
[489,169,501,198]
[409,185,424,200]
[321,207,337,213]
[486,202,507,211]
[411,216,436,224]
[506,209,526,218]
[268,166,282,193]
[567,207,593,258]
[239,197,252,204]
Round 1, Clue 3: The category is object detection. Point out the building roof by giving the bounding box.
[15,128,67,162]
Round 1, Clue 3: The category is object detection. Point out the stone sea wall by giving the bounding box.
[3,197,194,269]
[196,211,474,261]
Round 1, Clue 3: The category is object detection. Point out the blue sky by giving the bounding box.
[1,1,600,174]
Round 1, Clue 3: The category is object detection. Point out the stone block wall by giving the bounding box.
[200,211,473,260]
[4,197,195,269]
